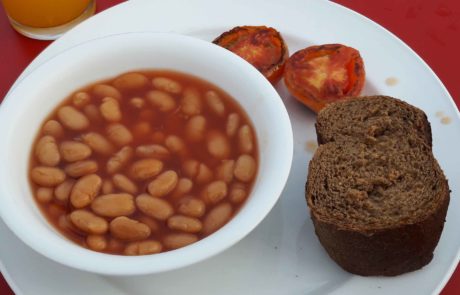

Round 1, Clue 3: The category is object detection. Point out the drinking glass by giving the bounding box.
[1,0,96,40]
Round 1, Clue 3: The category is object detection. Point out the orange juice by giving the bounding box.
[2,0,92,28]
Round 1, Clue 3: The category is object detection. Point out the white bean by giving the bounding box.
[91,193,135,217]
[70,210,108,234]
[185,115,206,142]
[167,215,202,233]
[234,154,257,182]
[205,90,225,116]
[201,180,228,204]
[113,73,148,90]
[147,170,178,198]
[113,174,138,194]
[130,97,145,108]
[181,87,202,116]
[171,178,193,198]
[124,240,163,255]
[147,90,176,112]
[100,97,122,122]
[163,233,198,250]
[57,106,90,131]
[30,167,66,187]
[54,179,75,203]
[59,141,92,162]
[70,174,102,208]
[72,92,91,108]
[226,113,240,137]
[42,120,64,138]
[102,179,114,194]
[82,132,115,155]
[178,197,206,218]
[135,144,170,160]
[110,217,151,241]
[36,187,53,203]
[92,84,121,100]
[129,159,164,180]
[107,146,133,174]
[229,182,247,203]
[203,202,233,235]
[58,214,74,231]
[216,160,235,183]
[152,77,182,94]
[83,104,102,123]
[196,163,213,184]
[64,160,98,178]
[238,125,254,153]
[136,194,174,220]
[86,235,107,251]
[182,159,199,179]
[207,130,231,159]
[35,135,60,166]
[137,216,160,232]
[106,123,133,147]
[182,160,212,184]
[165,135,187,156]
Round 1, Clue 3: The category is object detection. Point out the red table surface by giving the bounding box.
[0,0,459,294]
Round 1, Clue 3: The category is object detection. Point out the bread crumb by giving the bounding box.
[435,111,444,118]
[305,140,318,153]
[385,77,398,86]
[441,116,451,125]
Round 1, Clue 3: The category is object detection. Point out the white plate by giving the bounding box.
[1,0,459,294]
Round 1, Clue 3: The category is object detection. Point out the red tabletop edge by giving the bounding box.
[0,0,459,294]
[333,2,460,295]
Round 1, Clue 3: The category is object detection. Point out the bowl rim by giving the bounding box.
[0,31,293,275]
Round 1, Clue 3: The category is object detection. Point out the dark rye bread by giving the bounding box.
[315,95,432,146]
[306,96,450,276]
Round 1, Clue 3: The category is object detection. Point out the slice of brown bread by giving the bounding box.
[306,136,449,276]
[306,97,450,276]
[315,95,432,146]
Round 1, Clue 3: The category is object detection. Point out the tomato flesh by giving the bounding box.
[284,44,365,112]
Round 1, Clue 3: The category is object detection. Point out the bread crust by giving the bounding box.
[307,179,449,276]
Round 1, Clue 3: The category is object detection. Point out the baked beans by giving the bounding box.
[29,70,258,255]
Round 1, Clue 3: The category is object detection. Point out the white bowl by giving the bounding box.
[0,32,293,276]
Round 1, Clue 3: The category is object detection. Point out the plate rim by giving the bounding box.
[1,0,459,294]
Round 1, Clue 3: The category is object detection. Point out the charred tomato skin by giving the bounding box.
[214,26,289,84]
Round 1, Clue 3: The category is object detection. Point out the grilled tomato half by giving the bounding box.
[214,26,289,84]
[284,44,365,112]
